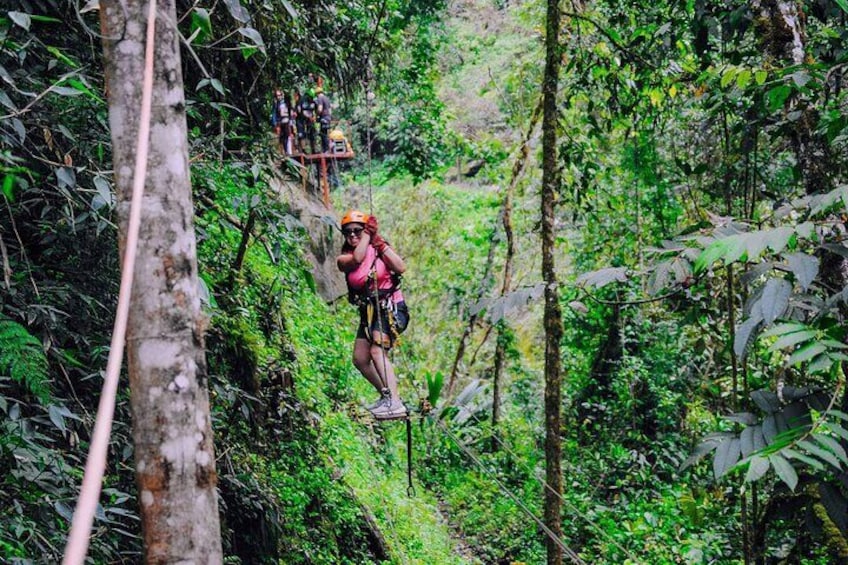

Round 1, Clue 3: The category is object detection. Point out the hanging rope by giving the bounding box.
[62,1,158,563]
[436,420,587,565]
[364,66,374,215]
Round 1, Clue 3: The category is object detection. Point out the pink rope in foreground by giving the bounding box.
[62,0,158,562]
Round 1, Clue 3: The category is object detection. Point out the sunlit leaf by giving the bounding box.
[694,238,732,273]
[281,0,299,18]
[720,67,736,89]
[766,85,792,111]
[812,433,848,465]
[736,70,752,89]
[763,321,808,338]
[191,8,212,42]
[798,439,841,468]
[2,175,15,201]
[9,11,31,31]
[770,329,816,351]
[783,448,824,470]
[788,342,828,365]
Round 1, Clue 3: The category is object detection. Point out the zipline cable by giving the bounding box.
[436,420,587,564]
[450,405,645,563]
[364,65,374,215]
[62,0,158,563]
[362,0,389,215]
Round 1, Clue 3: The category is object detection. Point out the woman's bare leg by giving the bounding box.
[370,332,399,401]
[353,337,384,392]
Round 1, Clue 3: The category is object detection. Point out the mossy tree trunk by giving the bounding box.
[541,0,563,562]
[100,0,223,562]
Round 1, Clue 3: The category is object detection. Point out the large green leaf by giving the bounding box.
[812,433,848,465]
[758,278,791,324]
[190,8,212,43]
[751,390,781,414]
[745,455,770,482]
[576,267,628,288]
[798,439,841,468]
[783,448,824,471]
[788,342,828,365]
[770,454,798,490]
[713,437,741,479]
[785,253,819,291]
[740,425,758,457]
[763,322,808,338]
[694,238,732,273]
[734,315,762,358]
[770,329,817,351]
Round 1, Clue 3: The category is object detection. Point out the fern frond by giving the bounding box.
[0,317,50,403]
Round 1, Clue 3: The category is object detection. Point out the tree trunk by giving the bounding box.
[541,0,563,562]
[753,0,833,195]
[100,1,223,562]
[492,97,541,450]
[446,216,499,398]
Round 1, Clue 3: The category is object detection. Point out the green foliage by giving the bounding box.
[0,317,50,403]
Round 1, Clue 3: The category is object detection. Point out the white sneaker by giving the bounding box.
[365,389,391,411]
[371,399,408,420]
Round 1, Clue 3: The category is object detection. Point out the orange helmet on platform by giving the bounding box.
[341,209,368,227]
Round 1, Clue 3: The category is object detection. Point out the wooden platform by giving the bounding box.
[290,150,354,163]
[287,151,355,206]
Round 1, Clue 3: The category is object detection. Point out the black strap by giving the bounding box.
[406,416,415,497]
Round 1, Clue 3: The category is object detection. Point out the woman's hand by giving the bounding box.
[365,215,379,237]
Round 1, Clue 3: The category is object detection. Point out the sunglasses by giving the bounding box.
[342,227,364,237]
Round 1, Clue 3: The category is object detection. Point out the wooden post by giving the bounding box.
[319,155,330,207]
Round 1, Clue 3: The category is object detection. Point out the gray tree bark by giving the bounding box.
[100,1,223,562]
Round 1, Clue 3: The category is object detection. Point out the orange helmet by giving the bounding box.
[341,209,368,227]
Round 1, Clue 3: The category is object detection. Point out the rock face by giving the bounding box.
[271,176,347,302]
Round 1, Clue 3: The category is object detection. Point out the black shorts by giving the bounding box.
[356,300,409,348]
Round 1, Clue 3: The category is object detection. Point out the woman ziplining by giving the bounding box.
[336,209,410,420]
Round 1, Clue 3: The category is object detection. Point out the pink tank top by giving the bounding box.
[345,245,404,302]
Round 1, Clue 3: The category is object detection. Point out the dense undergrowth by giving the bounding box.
[4,0,848,562]
[346,173,744,564]
[193,162,468,564]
